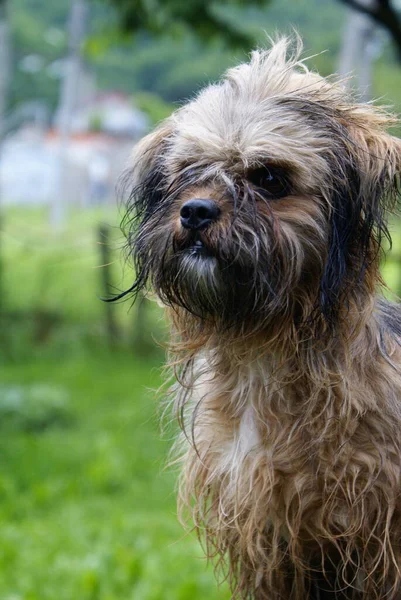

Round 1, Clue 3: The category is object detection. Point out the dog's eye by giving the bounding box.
[247,166,289,199]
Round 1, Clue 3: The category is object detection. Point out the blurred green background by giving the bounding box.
[1,0,401,598]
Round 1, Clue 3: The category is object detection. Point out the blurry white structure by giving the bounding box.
[0,87,148,206]
[0,127,58,205]
[88,152,111,205]
[0,0,10,214]
[54,92,148,137]
[0,124,139,207]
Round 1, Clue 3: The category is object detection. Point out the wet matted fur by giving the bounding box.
[115,38,401,599]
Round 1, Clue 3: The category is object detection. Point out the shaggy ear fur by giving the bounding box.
[126,120,174,214]
[319,112,401,324]
[112,121,174,302]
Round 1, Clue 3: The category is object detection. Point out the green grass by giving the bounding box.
[0,351,230,600]
[1,206,167,358]
[3,206,132,322]
[0,207,229,599]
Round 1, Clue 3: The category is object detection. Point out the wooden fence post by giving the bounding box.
[98,224,119,346]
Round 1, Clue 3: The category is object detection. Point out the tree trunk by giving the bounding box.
[0,0,10,321]
[338,0,379,101]
[51,0,88,230]
[98,224,119,346]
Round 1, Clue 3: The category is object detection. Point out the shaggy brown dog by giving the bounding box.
[115,38,401,599]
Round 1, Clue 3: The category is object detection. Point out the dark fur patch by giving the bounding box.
[276,97,395,325]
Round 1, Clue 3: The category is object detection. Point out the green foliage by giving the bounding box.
[10,0,349,110]
[4,207,118,324]
[88,112,104,131]
[2,206,166,360]
[11,0,401,113]
[106,0,271,45]
[0,353,230,599]
[10,0,68,110]
[89,32,235,102]
[0,383,72,432]
[133,91,174,124]
[373,61,401,137]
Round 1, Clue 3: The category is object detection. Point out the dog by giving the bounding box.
[116,37,401,599]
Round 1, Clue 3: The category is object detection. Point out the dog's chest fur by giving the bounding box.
[178,339,401,597]
[182,358,321,526]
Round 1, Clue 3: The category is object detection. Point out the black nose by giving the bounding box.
[180,198,220,231]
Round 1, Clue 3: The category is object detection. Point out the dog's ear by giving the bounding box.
[131,120,173,171]
[119,118,176,235]
[128,119,174,204]
[110,120,174,302]
[319,108,401,323]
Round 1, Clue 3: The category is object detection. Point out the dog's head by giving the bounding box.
[120,38,401,335]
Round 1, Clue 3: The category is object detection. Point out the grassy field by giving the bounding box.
[0,207,230,600]
[0,351,232,600]
[1,205,401,599]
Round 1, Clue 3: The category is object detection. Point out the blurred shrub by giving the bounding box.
[88,112,104,132]
[0,383,72,432]
[0,354,229,599]
[2,207,167,361]
[133,92,174,125]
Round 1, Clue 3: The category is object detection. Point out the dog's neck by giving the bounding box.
[170,293,375,362]
[169,294,399,426]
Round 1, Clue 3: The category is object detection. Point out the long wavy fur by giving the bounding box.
[116,37,401,599]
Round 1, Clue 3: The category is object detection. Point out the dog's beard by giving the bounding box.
[166,250,224,316]
[138,217,304,330]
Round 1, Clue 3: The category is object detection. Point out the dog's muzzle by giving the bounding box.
[180,198,220,231]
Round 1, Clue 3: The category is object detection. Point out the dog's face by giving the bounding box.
[122,39,400,334]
